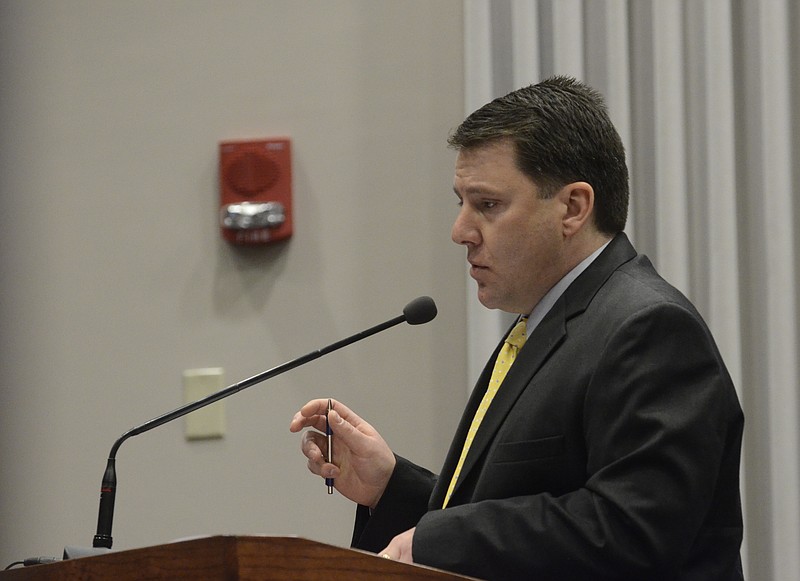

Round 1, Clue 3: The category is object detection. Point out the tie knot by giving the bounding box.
[506,317,527,349]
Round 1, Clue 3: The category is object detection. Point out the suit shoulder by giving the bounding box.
[609,255,698,314]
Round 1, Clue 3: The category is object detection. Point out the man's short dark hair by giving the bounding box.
[448,76,629,235]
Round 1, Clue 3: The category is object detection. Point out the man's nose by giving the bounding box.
[451,208,479,246]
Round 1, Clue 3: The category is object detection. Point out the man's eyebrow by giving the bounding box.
[454,185,500,197]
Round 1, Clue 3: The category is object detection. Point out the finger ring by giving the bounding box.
[381,553,391,559]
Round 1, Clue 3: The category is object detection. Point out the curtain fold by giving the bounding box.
[462,1,800,578]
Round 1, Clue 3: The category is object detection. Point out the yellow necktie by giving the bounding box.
[442,317,528,508]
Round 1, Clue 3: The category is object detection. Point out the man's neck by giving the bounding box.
[563,230,613,274]
[523,236,612,334]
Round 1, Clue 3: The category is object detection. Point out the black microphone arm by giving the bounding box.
[92,296,437,549]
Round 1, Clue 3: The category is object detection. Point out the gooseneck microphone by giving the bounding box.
[92,296,437,549]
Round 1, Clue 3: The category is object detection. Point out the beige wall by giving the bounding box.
[0,0,465,561]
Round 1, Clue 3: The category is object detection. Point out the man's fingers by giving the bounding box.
[301,431,340,479]
[290,400,332,433]
[303,399,361,425]
[298,398,329,417]
[290,399,367,435]
[379,528,416,564]
[305,455,340,478]
[299,411,365,462]
[325,408,376,456]
[290,413,326,434]
[301,430,326,457]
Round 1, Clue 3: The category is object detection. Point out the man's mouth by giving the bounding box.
[469,261,488,277]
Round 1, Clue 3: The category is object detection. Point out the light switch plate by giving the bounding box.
[183,368,226,440]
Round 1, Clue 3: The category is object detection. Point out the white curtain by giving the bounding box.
[462,1,799,579]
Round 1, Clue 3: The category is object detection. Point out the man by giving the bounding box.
[290,76,744,580]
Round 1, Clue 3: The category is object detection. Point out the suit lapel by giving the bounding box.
[431,343,499,508]
[455,302,567,492]
[433,233,638,507]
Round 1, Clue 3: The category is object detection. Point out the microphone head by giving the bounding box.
[403,296,437,325]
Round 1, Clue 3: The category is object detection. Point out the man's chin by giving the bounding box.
[476,289,501,310]
[476,289,523,314]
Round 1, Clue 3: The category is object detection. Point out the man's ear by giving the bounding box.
[557,181,594,237]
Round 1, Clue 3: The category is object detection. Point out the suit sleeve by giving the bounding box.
[412,302,743,580]
[351,454,436,552]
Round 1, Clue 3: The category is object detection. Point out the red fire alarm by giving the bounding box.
[219,137,293,245]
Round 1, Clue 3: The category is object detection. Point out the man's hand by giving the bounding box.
[289,399,396,508]
[380,527,415,564]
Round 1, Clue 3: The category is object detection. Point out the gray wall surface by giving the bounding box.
[0,0,466,562]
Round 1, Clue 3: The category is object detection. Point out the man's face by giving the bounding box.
[451,140,567,314]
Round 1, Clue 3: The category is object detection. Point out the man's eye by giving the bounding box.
[482,201,497,209]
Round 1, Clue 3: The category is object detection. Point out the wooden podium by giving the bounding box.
[0,536,478,580]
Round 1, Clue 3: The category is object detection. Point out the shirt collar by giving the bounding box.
[524,240,611,336]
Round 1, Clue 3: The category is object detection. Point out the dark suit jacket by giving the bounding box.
[352,234,744,581]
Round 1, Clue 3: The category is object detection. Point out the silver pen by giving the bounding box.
[325,399,334,494]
